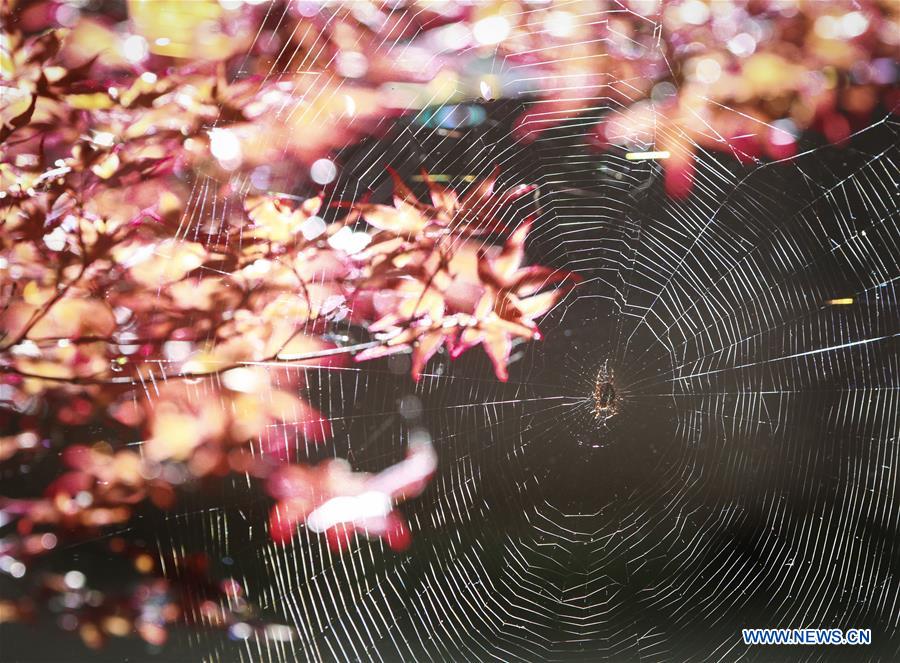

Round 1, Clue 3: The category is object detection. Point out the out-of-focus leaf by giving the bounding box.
[146,408,207,462]
[24,30,66,65]
[124,239,208,286]
[90,152,120,179]
[0,92,36,143]
[2,297,116,341]
[128,0,234,60]
[65,92,114,110]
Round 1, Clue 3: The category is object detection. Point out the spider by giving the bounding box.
[592,361,619,424]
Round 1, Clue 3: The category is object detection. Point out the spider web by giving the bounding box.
[143,3,898,662]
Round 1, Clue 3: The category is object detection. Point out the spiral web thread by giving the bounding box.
[144,2,899,661]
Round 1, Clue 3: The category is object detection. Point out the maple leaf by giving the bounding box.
[267,440,436,551]
[451,220,581,380]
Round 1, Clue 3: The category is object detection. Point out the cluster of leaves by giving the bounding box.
[0,14,576,648]
[353,169,580,381]
[493,0,900,195]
